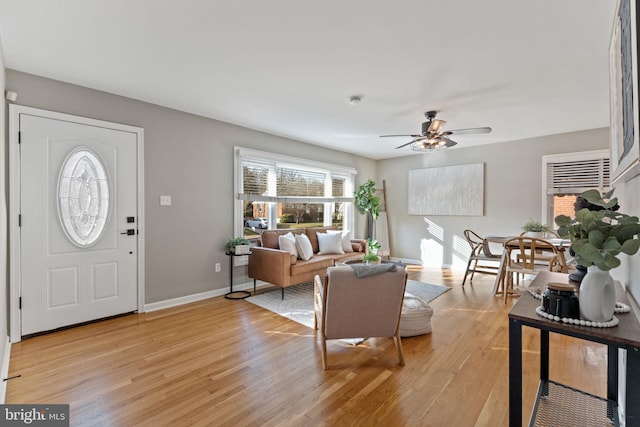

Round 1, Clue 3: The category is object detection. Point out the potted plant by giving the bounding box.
[225,237,251,254]
[555,189,640,321]
[362,252,380,265]
[354,179,380,239]
[521,219,551,237]
[367,238,381,255]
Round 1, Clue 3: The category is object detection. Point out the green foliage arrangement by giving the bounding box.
[354,179,380,220]
[367,238,381,254]
[555,189,640,271]
[362,252,380,263]
[521,219,551,233]
[225,237,250,251]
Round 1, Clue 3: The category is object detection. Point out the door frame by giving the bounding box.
[8,105,145,342]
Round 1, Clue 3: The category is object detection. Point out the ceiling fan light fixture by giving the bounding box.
[410,140,446,152]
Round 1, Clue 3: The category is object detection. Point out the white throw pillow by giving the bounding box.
[317,232,345,255]
[327,229,354,253]
[295,234,314,260]
[278,232,298,257]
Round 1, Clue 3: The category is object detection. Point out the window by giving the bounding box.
[542,149,610,227]
[58,148,110,247]
[235,147,356,239]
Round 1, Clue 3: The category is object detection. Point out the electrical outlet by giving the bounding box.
[215,263,221,272]
[160,195,172,206]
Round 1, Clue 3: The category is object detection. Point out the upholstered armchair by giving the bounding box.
[313,265,407,370]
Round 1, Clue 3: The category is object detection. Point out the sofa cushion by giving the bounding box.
[260,228,304,249]
[327,229,354,253]
[278,232,298,257]
[295,234,314,260]
[317,232,345,255]
[305,226,339,253]
[290,255,335,276]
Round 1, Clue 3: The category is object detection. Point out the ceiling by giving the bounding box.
[0,0,617,160]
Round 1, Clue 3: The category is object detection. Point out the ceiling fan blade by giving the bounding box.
[380,134,421,138]
[447,126,492,135]
[440,136,458,147]
[427,119,446,133]
[395,140,416,149]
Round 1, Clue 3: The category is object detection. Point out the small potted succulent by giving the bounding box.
[225,237,251,254]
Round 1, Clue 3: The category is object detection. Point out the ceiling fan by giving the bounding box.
[380,111,492,152]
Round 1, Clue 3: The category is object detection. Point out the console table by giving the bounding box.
[509,271,640,426]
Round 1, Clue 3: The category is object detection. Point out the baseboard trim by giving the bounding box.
[390,257,423,265]
[0,336,12,404]
[144,280,259,312]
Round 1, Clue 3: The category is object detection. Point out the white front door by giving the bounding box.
[11,107,143,337]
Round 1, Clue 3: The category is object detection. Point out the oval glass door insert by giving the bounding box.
[58,148,110,247]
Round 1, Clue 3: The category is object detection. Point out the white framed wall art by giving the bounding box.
[408,163,484,216]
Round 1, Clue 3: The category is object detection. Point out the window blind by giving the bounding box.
[237,149,355,203]
[546,158,610,194]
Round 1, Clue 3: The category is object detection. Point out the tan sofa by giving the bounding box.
[248,226,367,294]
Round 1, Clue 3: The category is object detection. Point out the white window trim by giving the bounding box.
[541,149,610,225]
[234,146,357,238]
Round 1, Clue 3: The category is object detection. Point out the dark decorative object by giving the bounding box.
[568,246,587,283]
[542,282,580,319]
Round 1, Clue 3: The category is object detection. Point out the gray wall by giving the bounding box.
[6,70,377,304]
[6,69,635,312]
[377,128,609,267]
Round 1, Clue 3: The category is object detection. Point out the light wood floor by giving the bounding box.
[6,267,608,426]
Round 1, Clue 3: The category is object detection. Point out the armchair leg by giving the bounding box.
[394,332,405,366]
[321,336,328,370]
[281,287,284,300]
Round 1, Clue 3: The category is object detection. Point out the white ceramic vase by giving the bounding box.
[524,231,544,238]
[579,265,616,322]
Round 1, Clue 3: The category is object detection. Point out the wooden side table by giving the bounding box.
[508,271,640,426]
[224,250,252,300]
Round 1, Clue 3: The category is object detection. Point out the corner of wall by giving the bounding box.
[1,33,11,402]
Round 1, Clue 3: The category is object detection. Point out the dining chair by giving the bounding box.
[313,265,407,369]
[503,237,565,303]
[516,230,564,271]
[462,230,502,287]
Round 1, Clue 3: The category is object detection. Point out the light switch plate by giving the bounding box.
[160,195,172,206]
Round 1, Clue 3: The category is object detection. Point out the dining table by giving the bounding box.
[483,235,572,296]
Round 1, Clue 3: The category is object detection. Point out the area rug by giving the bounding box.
[245,280,451,329]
